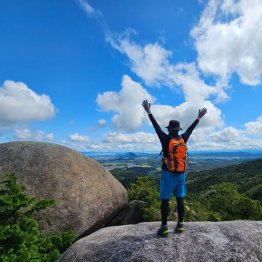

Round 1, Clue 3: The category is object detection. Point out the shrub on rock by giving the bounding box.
[0,173,74,262]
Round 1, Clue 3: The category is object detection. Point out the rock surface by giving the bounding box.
[59,221,262,262]
[0,142,128,237]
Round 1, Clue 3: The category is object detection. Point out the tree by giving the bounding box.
[128,176,161,221]
[0,173,75,262]
[201,182,262,220]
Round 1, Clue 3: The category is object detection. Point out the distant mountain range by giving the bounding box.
[189,151,262,158]
[83,150,262,159]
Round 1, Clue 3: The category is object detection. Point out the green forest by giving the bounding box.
[115,159,262,222]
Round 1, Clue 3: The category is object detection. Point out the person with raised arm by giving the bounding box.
[142,100,207,236]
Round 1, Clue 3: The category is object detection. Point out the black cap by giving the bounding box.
[165,120,183,131]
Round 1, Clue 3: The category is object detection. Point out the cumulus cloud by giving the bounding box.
[15,129,54,141]
[88,119,107,132]
[107,31,172,87]
[191,0,262,85]
[96,73,223,133]
[207,126,262,149]
[105,32,227,134]
[102,131,160,151]
[107,32,228,101]
[66,126,262,152]
[245,116,262,136]
[62,132,159,152]
[86,0,261,151]
[0,80,55,130]
[152,100,223,131]
[171,63,229,103]
[69,132,90,142]
[60,139,91,151]
[103,131,157,144]
[209,126,244,142]
[97,75,155,132]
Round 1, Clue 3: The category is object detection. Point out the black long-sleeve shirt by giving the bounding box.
[148,113,199,171]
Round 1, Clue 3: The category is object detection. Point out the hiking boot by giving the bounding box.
[157,225,169,237]
[175,222,184,234]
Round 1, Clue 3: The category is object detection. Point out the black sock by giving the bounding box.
[176,197,184,223]
[161,199,169,226]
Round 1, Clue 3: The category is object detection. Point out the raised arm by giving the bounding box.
[197,108,207,121]
[142,100,165,139]
[182,107,207,142]
[142,100,152,115]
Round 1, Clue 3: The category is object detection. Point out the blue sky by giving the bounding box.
[0,0,262,152]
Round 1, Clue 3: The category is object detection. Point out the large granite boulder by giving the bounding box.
[59,221,262,262]
[0,141,128,238]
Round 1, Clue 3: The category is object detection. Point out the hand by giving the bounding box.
[142,100,151,114]
[197,108,207,120]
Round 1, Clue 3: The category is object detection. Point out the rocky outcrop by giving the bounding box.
[59,221,262,262]
[0,142,128,238]
[107,200,145,226]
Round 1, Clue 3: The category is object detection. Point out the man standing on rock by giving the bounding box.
[142,100,207,237]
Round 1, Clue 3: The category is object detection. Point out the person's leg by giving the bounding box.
[158,171,173,237]
[158,198,170,237]
[173,172,186,233]
[176,197,184,223]
[161,199,169,226]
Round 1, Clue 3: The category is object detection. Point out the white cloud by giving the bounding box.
[61,132,158,152]
[184,125,262,150]
[207,126,262,149]
[0,80,55,130]
[96,73,224,133]
[152,100,223,131]
[65,126,262,152]
[100,131,160,151]
[87,118,107,132]
[98,119,107,127]
[105,32,227,135]
[107,31,172,87]
[245,116,262,136]
[69,132,90,142]
[171,63,229,103]
[103,131,158,144]
[191,0,262,85]
[60,139,91,151]
[97,75,155,132]
[15,129,54,141]
[103,15,237,138]
[209,126,244,142]
[107,32,229,102]
[86,1,261,151]
[78,0,102,19]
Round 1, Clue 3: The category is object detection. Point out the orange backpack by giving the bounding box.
[162,136,188,172]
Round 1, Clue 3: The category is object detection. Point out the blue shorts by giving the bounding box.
[160,170,186,199]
